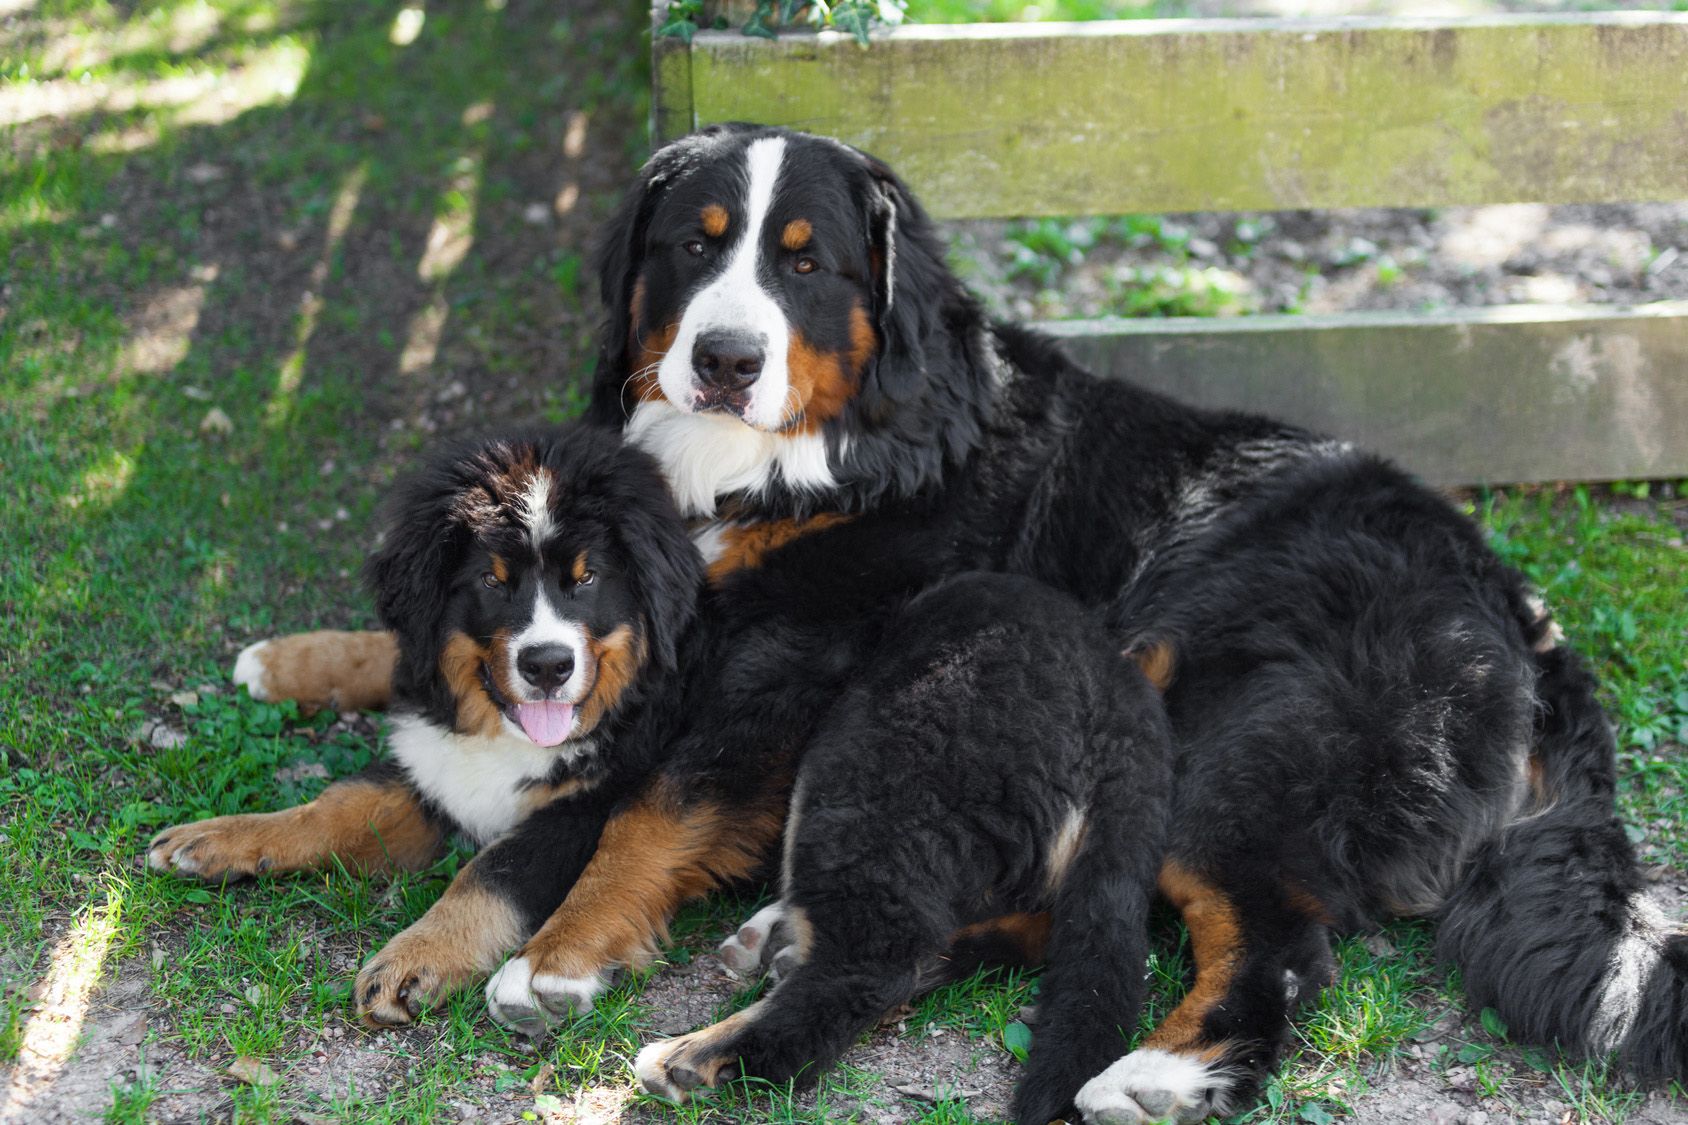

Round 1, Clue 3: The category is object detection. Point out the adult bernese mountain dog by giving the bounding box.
[175,124,1687,1122]
[635,572,1176,1125]
[149,426,703,1025]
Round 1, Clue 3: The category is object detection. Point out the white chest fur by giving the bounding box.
[385,715,591,844]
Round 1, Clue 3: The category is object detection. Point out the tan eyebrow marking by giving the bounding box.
[701,204,729,238]
[781,218,812,251]
[490,555,510,583]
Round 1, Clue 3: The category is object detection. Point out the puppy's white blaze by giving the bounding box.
[1589,892,1669,1053]
[516,470,556,554]
[1074,1048,1234,1124]
[507,586,591,708]
[626,399,837,518]
[655,136,795,432]
[232,640,271,700]
[386,715,590,844]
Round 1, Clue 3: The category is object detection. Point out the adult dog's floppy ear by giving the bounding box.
[859,156,954,405]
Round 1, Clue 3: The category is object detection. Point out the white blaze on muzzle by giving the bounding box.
[504,585,590,747]
[656,136,794,431]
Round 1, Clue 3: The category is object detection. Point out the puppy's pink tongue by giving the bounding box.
[516,701,574,747]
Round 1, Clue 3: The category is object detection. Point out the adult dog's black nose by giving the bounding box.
[516,644,575,695]
[692,329,764,392]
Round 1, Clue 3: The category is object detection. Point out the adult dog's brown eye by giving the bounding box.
[683,240,705,257]
[794,256,817,275]
[481,572,502,589]
[577,570,596,587]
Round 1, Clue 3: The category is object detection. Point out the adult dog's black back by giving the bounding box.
[579,124,1686,1120]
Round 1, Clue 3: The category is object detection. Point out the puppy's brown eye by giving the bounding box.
[481,572,502,589]
[683,240,705,257]
[577,570,596,587]
[794,256,817,275]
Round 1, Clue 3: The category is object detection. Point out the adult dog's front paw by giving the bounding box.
[147,815,282,881]
[1075,1048,1235,1124]
[484,953,610,1038]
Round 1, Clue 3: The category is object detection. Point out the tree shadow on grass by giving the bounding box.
[0,1,649,1118]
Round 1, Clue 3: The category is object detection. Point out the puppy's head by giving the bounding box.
[366,425,701,748]
[589,124,958,514]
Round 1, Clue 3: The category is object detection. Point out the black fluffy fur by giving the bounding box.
[665,575,1172,1125]
[558,123,1688,1114]
[359,424,704,930]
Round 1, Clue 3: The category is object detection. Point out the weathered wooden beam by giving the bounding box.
[651,3,695,143]
[671,13,1688,218]
[1043,302,1688,486]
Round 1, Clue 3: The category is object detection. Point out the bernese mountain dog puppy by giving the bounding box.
[148,425,701,1025]
[205,122,1687,1123]
[634,572,1176,1125]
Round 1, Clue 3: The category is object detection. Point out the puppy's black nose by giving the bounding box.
[516,644,575,695]
[692,329,764,392]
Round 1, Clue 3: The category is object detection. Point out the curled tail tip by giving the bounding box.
[1441,822,1688,1086]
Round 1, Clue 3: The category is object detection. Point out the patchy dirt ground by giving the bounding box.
[6,0,1687,1122]
[946,202,1688,323]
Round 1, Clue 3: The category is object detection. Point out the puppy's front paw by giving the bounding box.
[355,937,467,1028]
[147,815,281,881]
[634,1029,740,1104]
[484,954,609,1038]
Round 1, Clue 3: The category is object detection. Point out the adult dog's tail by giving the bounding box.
[1436,645,1687,1079]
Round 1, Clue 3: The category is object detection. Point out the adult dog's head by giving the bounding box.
[590,124,990,518]
[366,425,701,750]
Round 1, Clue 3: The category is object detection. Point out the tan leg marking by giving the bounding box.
[1129,639,1177,693]
[147,777,443,881]
[1144,859,1245,1057]
[510,784,785,983]
[949,912,1053,964]
[356,867,525,1027]
[705,513,853,584]
[913,911,1052,994]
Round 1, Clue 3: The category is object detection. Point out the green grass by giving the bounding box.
[5,2,1688,1122]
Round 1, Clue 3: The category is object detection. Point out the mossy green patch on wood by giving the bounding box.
[673,14,1688,218]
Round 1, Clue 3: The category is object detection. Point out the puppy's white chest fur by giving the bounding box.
[386,715,590,844]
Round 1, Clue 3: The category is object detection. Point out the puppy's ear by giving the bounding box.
[363,454,473,705]
[587,130,736,428]
[860,156,954,404]
[608,443,703,673]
